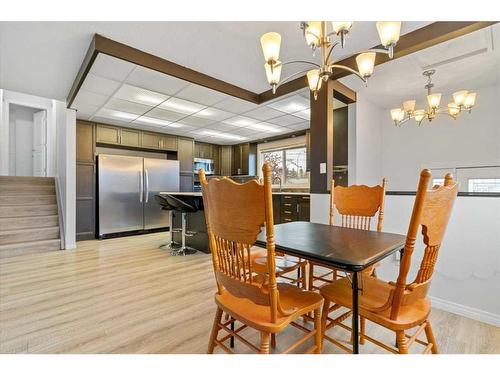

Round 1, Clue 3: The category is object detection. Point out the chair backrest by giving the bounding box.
[330,178,387,231]
[390,170,458,319]
[200,163,284,323]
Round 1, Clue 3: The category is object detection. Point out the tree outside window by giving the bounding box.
[261,147,308,186]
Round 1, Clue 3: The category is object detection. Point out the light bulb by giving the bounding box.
[376,21,402,47]
[391,108,404,122]
[307,69,322,92]
[427,93,442,109]
[464,92,477,108]
[356,52,376,78]
[414,109,425,122]
[403,100,416,113]
[264,62,282,85]
[448,103,460,116]
[453,90,468,107]
[331,22,353,34]
[260,32,281,63]
[305,21,322,48]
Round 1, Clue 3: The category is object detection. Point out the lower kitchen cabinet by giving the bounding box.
[273,194,310,224]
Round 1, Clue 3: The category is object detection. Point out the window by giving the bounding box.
[261,147,309,187]
[468,178,500,193]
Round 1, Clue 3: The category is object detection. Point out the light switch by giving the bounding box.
[320,163,326,174]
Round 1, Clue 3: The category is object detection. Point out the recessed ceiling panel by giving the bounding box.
[267,95,309,114]
[126,66,189,96]
[223,115,260,127]
[175,115,215,127]
[287,121,310,130]
[147,107,186,122]
[158,97,206,115]
[91,53,136,82]
[213,96,259,114]
[114,84,169,106]
[175,84,229,106]
[243,106,286,121]
[193,107,234,121]
[105,97,153,116]
[94,108,139,122]
[267,114,305,126]
[73,89,109,107]
[133,116,171,127]
[80,73,121,96]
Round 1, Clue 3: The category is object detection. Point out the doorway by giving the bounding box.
[8,104,47,177]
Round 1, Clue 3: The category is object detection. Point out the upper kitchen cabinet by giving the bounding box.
[76,120,95,163]
[141,132,161,149]
[232,142,257,175]
[220,145,232,176]
[160,135,178,151]
[120,128,141,147]
[194,142,214,159]
[96,124,120,145]
[177,137,195,173]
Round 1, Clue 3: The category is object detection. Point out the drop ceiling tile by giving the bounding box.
[175,115,215,127]
[133,116,171,127]
[213,97,259,114]
[126,66,189,96]
[175,84,229,106]
[114,84,169,106]
[266,114,305,126]
[246,122,287,134]
[147,107,186,122]
[242,106,286,121]
[287,121,310,130]
[196,129,248,142]
[222,115,260,127]
[267,95,310,114]
[91,54,136,82]
[105,97,153,116]
[73,90,108,107]
[91,116,131,127]
[228,127,259,136]
[193,107,234,121]
[203,123,240,132]
[94,108,139,122]
[80,73,121,96]
[292,109,310,120]
[159,97,206,115]
[74,104,99,119]
[163,126,196,136]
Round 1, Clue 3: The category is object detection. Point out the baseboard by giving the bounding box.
[430,296,500,327]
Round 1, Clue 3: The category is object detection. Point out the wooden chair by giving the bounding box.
[320,170,458,354]
[308,178,387,291]
[200,164,323,354]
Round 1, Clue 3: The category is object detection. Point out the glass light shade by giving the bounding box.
[464,92,477,108]
[414,109,425,122]
[391,108,404,122]
[376,21,402,47]
[453,90,468,106]
[448,103,460,116]
[307,69,322,92]
[264,62,282,85]
[403,100,416,113]
[260,32,281,62]
[331,21,353,34]
[305,21,322,47]
[356,52,376,78]
[427,93,442,109]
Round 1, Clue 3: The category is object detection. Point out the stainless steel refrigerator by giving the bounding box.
[97,154,180,237]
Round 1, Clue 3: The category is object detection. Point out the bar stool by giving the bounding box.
[164,194,198,256]
[154,195,181,251]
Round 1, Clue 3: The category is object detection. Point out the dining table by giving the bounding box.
[255,221,406,354]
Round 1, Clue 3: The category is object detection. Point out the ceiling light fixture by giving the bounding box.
[202,130,247,141]
[260,21,401,99]
[391,70,478,127]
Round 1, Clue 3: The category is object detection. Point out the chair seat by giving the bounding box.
[215,283,323,333]
[320,276,431,330]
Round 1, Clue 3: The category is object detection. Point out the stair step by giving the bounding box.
[0,204,58,218]
[0,215,59,230]
[0,226,60,245]
[0,185,55,195]
[0,239,61,258]
[0,195,56,206]
[0,176,55,186]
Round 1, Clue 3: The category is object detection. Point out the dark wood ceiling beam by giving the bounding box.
[67,37,98,108]
[258,21,497,103]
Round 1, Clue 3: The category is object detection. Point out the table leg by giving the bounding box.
[351,271,359,354]
[230,321,235,348]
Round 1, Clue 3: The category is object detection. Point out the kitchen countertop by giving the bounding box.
[272,191,310,195]
[160,191,310,196]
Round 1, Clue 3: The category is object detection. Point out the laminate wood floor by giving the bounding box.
[1,233,498,354]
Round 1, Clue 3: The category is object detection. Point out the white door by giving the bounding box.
[33,110,47,176]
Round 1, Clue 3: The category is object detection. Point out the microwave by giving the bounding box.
[193,158,214,175]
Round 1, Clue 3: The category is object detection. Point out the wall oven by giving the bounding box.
[193,158,214,175]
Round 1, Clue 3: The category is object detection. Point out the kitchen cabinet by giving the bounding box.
[160,135,177,151]
[96,124,120,145]
[232,142,257,175]
[195,142,214,159]
[177,137,194,173]
[141,132,161,149]
[120,129,141,147]
[220,145,232,176]
[180,172,194,192]
[273,194,310,224]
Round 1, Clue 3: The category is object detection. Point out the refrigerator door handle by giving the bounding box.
[145,168,149,203]
[139,171,144,203]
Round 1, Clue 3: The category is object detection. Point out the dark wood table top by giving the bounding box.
[255,222,406,272]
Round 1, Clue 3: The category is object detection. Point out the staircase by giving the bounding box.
[0,176,61,258]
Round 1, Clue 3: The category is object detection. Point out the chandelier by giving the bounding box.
[260,21,402,99]
[390,70,478,126]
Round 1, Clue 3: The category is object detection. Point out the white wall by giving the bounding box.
[381,83,500,190]
[8,105,39,176]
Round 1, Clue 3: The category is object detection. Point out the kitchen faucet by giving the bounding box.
[272,176,282,192]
